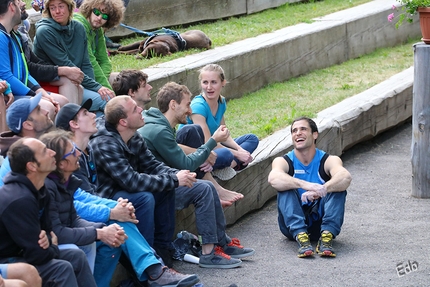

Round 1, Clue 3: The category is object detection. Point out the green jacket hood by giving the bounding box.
[143,107,171,128]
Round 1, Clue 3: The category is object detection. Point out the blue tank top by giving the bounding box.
[283,148,330,200]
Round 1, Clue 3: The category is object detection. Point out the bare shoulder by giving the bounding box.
[271,156,289,172]
[324,155,349,175]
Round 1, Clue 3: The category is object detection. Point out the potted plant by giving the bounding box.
[388,0,430,43]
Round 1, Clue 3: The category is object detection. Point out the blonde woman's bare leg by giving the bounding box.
[202,173,243,207]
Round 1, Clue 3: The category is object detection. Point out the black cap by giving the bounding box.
[55,99,92,131]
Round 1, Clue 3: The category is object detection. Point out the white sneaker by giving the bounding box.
[212,167,236,181]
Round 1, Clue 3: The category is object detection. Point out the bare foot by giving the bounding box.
[202,172,244,203]
[221,200,233,208]
[217,186,244,203]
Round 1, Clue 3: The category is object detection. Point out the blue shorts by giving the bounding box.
[0,263,8,278]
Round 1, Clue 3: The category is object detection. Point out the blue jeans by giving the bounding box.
[60,243,114,287]
[112,190,175,250]
[175,180,229,246]
[277,189,347,241]
[58,243,96,274]
[82,88,108,116]
[213,133,259,170]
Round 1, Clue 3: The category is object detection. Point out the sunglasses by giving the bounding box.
[92,8,109,21]
[62,143,78,160]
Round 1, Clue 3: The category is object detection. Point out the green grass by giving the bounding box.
[109,0,372,70]
[225,38,417,139]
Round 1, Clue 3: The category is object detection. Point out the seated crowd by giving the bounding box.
[0,0,260,285]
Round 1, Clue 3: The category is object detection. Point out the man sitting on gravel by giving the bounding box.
[268,117,351,258]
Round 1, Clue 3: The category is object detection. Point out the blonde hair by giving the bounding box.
[198,64,227,83]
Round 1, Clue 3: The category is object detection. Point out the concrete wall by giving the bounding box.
[27,0,301,38]
[127,0,419,108]
[107,0,302,38]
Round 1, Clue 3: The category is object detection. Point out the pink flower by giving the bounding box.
[392,5,396,10]
[388,13,395,22]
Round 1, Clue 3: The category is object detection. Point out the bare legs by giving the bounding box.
[202,173,243,207]
[3,263,42,287]
[51,78,83,104]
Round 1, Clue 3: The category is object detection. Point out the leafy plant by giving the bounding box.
[388,0,430,28]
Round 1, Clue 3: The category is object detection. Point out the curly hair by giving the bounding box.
[43,0,75,23]
[79,0,125,29]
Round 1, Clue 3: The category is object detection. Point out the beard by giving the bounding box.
[21,8,28,21]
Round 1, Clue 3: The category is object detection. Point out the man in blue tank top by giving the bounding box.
[268,117,351,258]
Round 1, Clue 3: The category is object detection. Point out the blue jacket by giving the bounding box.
[0,24,41,96]
[74,187,116,223]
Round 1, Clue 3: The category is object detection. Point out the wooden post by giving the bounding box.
[412,43,430,198]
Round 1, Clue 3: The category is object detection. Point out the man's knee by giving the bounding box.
[60,248,88,269]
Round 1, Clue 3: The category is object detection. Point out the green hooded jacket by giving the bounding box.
[33,17,102,92]
[138,107,217,170]
[73,13,112,89]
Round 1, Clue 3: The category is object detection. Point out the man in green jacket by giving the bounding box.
[137,81,244,206]
[73,0,125,90]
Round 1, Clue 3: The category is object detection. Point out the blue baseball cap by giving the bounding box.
[6,93,43,134]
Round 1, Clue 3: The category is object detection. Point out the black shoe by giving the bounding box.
[106,40,121,49]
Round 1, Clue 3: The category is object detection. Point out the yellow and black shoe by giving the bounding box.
[316,232,336,257]
[296,232,314,258]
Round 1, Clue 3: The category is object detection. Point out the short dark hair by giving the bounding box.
[157,82,191,113]
[291,116,318,144]
[8,138,38,175]
[0,0,12,16]
[105,96,129,127]
[112,70,148,96]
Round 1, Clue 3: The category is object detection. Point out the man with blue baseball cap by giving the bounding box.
[0,93,53,186]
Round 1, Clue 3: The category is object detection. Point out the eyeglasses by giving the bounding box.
[62,143,78,160]
[92,8,109,21]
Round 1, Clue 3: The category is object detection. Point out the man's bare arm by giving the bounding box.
[268,157,302,191]
[323,155,352,193]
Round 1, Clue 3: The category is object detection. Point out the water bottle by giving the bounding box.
[177,230,198,242]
